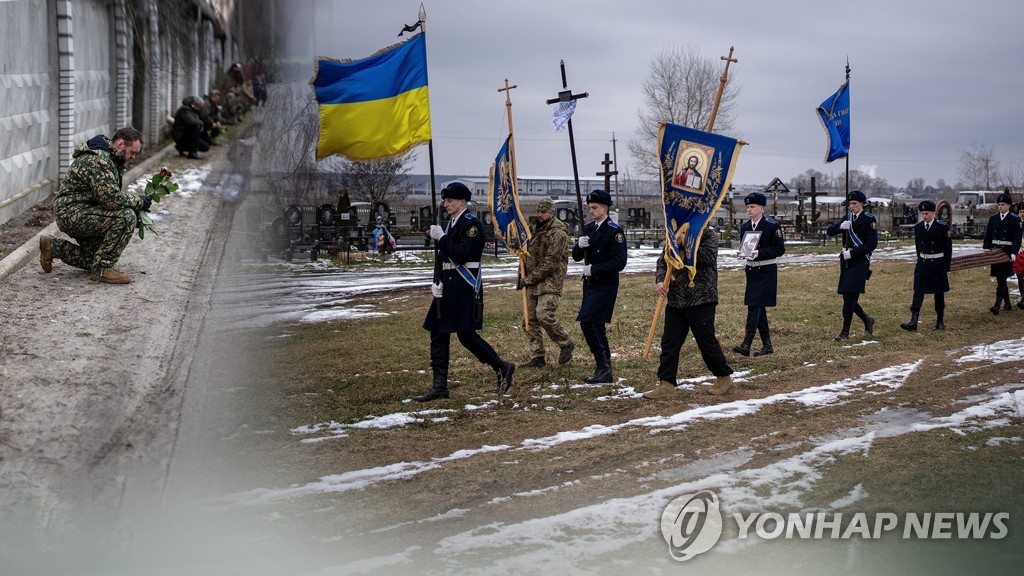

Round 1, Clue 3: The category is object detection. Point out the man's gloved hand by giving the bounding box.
[431,282,443,298]
[747,249,758,261]
[428,225,445,241]
[139,195,152,212]
[839,220,852,230]
[582,264,592,276]
[577,236,590,248]
[841,249,852,260]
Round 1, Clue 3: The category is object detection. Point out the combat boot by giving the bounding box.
[752,337,773,356]
[39,235,53,273]
[833,331,850,341]
[707,375,733,396]
[558,342,575,365]
[642,380,678,399]
[412,370,449,402]
[1017,300,1024,310]
[89,268,131,284]
[900,311,919,331]
[521,357,546,368]
[732,337,753,357]
[493,358,516,394]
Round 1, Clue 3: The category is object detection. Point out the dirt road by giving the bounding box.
[0,141,252,573]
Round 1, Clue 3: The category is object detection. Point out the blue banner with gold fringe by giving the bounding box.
[488,136,530,257]
[658,122,742,285]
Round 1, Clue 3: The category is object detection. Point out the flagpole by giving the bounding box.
[642,47,738,361]
[500,78,530,332]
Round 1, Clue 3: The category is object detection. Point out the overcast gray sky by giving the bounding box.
[286,0,1024,190]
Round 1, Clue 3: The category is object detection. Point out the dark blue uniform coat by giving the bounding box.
[982,212,1022,278]
[912,220,952,293]
[423,212,485,334]
[826,211,878,294]
[571,219,628,324]
[739,218,786,307]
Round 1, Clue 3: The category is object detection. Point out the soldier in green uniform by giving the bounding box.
[519,197,574,367]
[172,96,209,160]
[39,127,151,284]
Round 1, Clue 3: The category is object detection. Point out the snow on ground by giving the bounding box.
[223,242,1009,331]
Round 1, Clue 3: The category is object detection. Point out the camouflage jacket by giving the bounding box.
[655,226,719,309]
[56,136,143,212]
[522,216,569,295]
[172,97,204,142]
[200,95,222,130]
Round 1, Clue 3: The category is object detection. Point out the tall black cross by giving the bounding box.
[595,153,618,195]
[545,60,588,233]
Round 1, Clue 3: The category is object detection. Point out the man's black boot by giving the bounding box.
[584,354,612,384]
[493,358,516,394]
[752,336,773,356]
[732,337,753,357]
[412,370,449,402]
[900,311,919,331]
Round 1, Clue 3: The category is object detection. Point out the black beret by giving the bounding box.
[441,182,471,201]
[744,192,767,206]
[845,190,867,204]
[997,193,1013,205]
[918,200,936,212]
[586,189,612,207]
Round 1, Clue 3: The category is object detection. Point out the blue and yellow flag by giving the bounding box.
[487,136,530,257]
[816,76,850,163]
[658,122,742,285]
[312,33,431,160]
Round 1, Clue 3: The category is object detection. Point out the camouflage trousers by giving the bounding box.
[52,198,137,274]
[525,290,573,359]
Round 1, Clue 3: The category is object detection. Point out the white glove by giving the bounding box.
[839,220,852,230]
[428,225,445,241]
[582,264,592,276]
[746,249,758,261]
[841,249,852,260]
[577,236,590,248]
[736,251,745,260]
[431,282,443,298]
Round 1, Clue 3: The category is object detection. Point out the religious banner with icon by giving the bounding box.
[488,135,530,257]
[658,122,742,285]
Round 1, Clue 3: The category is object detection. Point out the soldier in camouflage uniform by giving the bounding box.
[39,127,151,284]
[518,197,574,367]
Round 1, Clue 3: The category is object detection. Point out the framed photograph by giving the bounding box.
[740,231,762,259]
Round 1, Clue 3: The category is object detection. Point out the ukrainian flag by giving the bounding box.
[312,33,431,160]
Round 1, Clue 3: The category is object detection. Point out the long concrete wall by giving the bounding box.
[0,0,240,226]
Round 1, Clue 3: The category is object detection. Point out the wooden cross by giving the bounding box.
[706,46,738,133]
[595,153,618,193]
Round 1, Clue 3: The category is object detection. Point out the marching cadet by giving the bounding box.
[732,192,786,356]
[825,190,877,340]
[412,182,515,402]
[899,200,953,331]
[571,190,627,384]
[982,193,1023,314]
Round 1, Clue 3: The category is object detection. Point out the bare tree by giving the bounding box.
[339,152,416,207]
[959,143,1001,190]
[788,169,833,195]
[627,44,740,181]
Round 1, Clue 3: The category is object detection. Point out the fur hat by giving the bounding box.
[744,192,767,206]
[441,182,471,201]
[586,189,612,207]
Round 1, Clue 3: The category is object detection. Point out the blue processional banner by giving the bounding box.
[488,135,530,257]
[816,78,850,163]
[658,122,742,286]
